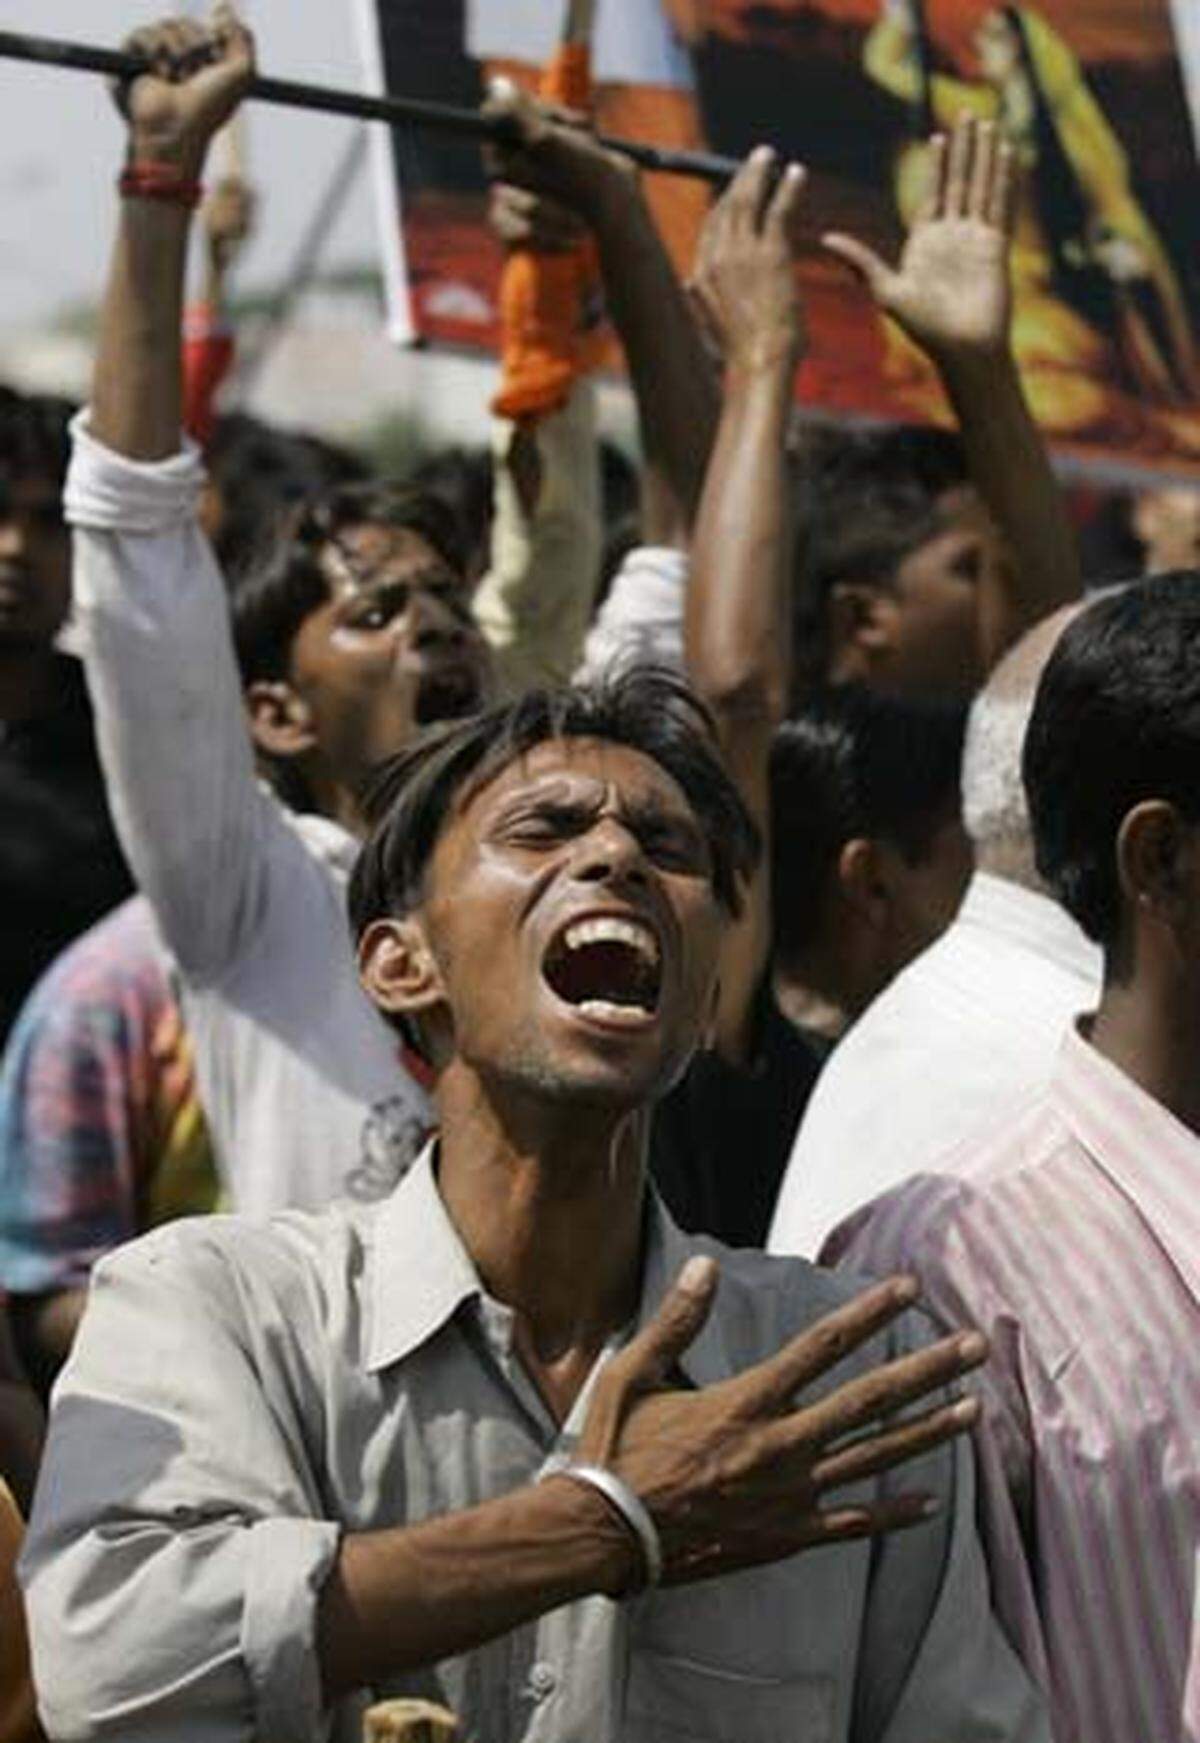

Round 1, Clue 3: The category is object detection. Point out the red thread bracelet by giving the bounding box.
[119,161,204,208]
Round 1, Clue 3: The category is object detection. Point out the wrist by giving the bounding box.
[128,132,208,182]
[587,167,651,244]
[726,333,804,385]
[536,1471,644,1600]
[120,160,204,210]
[928,338,1014,387]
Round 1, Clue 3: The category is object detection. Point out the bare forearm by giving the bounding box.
[318,1475,632,1697]
[684,357,795,1063]
[92,199,192,462]
[938,347,1080,664]
[687,359,795,743]
[591,191,718,530]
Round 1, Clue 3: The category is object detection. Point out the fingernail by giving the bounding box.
[892,1274,920,1304]
[953,1397,979,1424]
[751,144,774,165]
[921,1496,940,1519]
[488,74,517,101]
[679,1255,717,1297]
[957,1332,988,1363]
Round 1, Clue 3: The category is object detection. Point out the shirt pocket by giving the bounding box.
[623,1646,835,1743]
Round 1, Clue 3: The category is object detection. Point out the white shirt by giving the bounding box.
[768,872,1102,1258]
[22,1150,1046,1743]
[66,419,435,1219]
[466,0,695,90]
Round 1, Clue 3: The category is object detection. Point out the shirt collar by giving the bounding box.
[959,871,1101,987]
[366,1144,483,1373]
[366,1145,740,1386]
[1052,1021,1200,1306]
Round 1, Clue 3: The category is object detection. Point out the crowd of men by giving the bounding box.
[1,9,1199,1743]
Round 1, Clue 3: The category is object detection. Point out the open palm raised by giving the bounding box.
[825,115,1017,362]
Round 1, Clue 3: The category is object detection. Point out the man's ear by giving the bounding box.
[357,915,448,1023]
[1117,800,1190,927]
[837,836,891,933]
[245,680,319,761]
[826,583,893,680]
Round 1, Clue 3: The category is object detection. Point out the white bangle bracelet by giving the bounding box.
[542,1460,664,1590]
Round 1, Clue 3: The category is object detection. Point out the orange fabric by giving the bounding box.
[487,60,710,380]
[182,303,236,447]
[0,1482,42,1743]
[492,44,606,423]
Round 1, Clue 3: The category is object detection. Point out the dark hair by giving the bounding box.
[348,666,761,944]
[408,445,494,581]
[791,423,969,693]
[770,685,966,967]
[230,479,469,684]
[1024,572,1200,945]
[0,387,74,493]
[207,413,371,580]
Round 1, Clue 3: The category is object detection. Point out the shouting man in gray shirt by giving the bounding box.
[24,659,1044,1742]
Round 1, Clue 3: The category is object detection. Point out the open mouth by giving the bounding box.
[414,663,483,726]
[541,914,664,1028]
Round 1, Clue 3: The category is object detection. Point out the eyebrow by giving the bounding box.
[488,776,700,836]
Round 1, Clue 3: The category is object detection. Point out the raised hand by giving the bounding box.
[575,1259,985,1587]
[116,3,255,175]
[824,115,1017,363]
[202,173,256,276]
[689,147,808,377]
[482,78,636,229]
[487,182,587,255]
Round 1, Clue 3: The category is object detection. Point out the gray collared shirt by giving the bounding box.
[22,1150,1045,1743]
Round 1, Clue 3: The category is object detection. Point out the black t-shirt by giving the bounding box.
[0,654,132,1043]
[649,986,833,1249]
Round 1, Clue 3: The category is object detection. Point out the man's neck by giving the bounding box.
[1089,974,1200,1137]
[434,1069,647,1418]
[0,645,60,726]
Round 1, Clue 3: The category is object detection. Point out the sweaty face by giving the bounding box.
[883,487,999,700]
[417,738,726,1109]
[0,475,70,650]
[286,522,491,785]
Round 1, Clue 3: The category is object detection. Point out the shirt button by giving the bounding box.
[528,1662,558,1700]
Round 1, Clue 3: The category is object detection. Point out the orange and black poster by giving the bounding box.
[361,0,1200,479]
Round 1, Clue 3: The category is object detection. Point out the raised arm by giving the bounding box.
[825,115,1080,665]
[68,13,324,984]
[91,9,252,459]
[681,151,808,1063]
[485,85,719,534]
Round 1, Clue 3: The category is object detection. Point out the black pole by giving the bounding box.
[0,27,740,185]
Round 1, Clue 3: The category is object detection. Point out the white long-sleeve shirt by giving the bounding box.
[66,418,435,1217]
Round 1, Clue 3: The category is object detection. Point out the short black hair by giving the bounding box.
[348,666,761,945]
[207,413,370,579]
[770,685,967,966]
[1024,573,1200,945]
[230,479,469,684]
[0,387,74,493]
[791,423,969,693]
[408,444,494,580]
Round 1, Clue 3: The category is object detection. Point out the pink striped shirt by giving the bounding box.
[825,1022,1200,1743]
